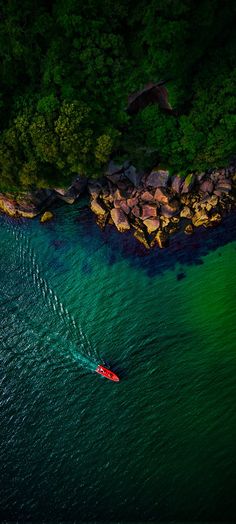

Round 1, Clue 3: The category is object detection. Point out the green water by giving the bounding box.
[0,202,236,522]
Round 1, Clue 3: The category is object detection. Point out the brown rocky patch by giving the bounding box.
[141,204,157,220]
[110,208,130,232]
[143,217,160,233]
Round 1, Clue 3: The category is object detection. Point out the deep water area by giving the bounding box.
[1,202,236,522]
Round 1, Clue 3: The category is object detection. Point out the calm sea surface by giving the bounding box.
[1,200,236,522]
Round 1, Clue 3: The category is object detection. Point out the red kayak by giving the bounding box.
[96,365,120,382]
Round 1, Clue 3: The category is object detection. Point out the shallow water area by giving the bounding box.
[0,202,236,522]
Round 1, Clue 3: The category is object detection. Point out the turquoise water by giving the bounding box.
[1,201,236,522]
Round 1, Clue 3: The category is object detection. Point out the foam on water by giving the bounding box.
[3,218,97,370]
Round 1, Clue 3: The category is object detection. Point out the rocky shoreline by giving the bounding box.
[0,162,235,249]
[88,162,236,249]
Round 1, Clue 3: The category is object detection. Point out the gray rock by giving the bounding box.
[200,180,214,193]
[171,174,183,193]
[146,169,170,188]
[106,161,123,176]
[124,165,143,187]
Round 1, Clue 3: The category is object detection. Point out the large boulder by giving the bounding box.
[119,200,130,214]
[40,211,54,223]
[161,200,179,218]
[88,182,101,199]
[215,179,232,192]
[111,208,130,232]
[181,173,195,193]
[141,191,154,202]
[131,205,140,218]
[154,187,169,204]
[124,165,143,187]
[106,161,124,183]
[114,188,126,201]
[55,176,87,203]
[127,197,139,207]
[91,198,107,216]
[146,169,170,188]
[143,217,160,233]
[200,179,214,194]
[141,204,157,220]
[171,174,184,193]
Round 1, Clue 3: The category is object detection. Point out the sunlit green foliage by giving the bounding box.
[0,0,235,190]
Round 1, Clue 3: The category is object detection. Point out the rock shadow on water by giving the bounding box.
[81,259,93,275]
[176,272,186,281]
[74,208,236,278]
[50,239,67,250]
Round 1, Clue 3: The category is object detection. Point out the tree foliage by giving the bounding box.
[0,0,235,190]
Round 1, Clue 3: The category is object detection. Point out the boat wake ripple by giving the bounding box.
[4,219,97,371]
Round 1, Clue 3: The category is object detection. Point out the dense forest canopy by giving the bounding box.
[0,0,235,190]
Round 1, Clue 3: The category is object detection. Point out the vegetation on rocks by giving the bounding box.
[0,0,235,191]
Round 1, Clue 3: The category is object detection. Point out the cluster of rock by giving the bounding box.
[0,160,235,248]
[88,162,236,248]
[0,177,87,219]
